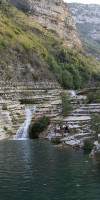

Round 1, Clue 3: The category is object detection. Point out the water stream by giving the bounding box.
[13,106,36,139]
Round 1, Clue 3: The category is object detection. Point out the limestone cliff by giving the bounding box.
[68,3,100,42]
[68,3,100,60]
[4,0,82,48]
[1,0,100,93]
[1,0,100,140]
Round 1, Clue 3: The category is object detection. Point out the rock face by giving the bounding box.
[68,3,100,25]
[4,0,82,48]
[4,0,31,10]
[68,3,100,41]
[91,141,100,159]
[68,3,100,59]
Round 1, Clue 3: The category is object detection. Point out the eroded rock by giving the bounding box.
[4,0,82,48]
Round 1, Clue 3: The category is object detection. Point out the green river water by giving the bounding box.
[0,139,100,200]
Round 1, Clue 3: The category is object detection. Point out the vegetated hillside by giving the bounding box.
[4,0,82,48]
[0,0,100,90]
[68,3,100,60]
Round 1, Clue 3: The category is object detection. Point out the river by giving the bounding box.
[0,140,100,200]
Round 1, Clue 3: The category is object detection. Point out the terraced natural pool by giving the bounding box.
[0,139,100,200]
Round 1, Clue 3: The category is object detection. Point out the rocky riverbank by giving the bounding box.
[1,88,100,159]
[0,88,62,140]
[42,89,100,159]
[90,134,100,159]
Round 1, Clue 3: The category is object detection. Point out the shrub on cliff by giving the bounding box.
[90,114,100,139]
[59,70,73,89]
[0,0,100,89]
[83,139,94,150]
[2,103,7,110]
[19,99,35,104]
[29,116,50,138]
[86,90,100,103]
[61,92,72,116]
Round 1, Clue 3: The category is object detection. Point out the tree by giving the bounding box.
[61,70,73,89]
[61,92,72,116]
[29,116,50,138]
[90,114,100,139]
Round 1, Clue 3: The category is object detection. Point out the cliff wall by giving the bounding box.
[4,0,82,48]
[68,3,100,59]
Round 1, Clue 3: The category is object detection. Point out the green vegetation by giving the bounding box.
[0,1,100,89]
[86,90,100,103]
[76,23,100,61]
[61,92,72,116]
[19,99,35,104]
[29,116,50,138]
[83,139,94,150]
[3,125,8,131]
[44,88,48,93]
[68,3,100,60]
[95,151,100,160]
[2,103,7,110]
[90,114,100,139]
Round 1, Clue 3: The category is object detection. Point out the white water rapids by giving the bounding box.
[13,106,36,140]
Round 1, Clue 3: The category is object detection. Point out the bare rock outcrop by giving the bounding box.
[4,0,82,48]
[68,3,100,43]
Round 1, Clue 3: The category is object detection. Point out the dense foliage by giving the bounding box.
[19,99,35,104]
[68,3,100,61]
[0,0,100,89]
[83,139,94,150]
[76,23,100,61]
[86,90,100,103]
[29,116,50,138]
[90,114,100,139]
[61,92,72,116]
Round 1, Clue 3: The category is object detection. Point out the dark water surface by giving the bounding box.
[0,140,100,200]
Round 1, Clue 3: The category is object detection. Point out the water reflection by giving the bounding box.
[0,140,99,200]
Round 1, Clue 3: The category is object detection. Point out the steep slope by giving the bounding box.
[68,3,100,60]
[0,0,100,95]
[4,0,82,48]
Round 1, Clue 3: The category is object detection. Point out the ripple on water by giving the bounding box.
[0,140,99,200]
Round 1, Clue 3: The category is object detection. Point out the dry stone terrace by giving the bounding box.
[0,88,61,139]
[46,91,100,148]
[0,87,100,147]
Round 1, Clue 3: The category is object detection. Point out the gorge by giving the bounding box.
[0,0,100,153]
[0,0,100,199]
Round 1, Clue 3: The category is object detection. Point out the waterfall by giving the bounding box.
[68,90,76,97]
[13,106,36,140]
[70,90,76,97]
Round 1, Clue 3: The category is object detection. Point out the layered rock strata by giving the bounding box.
[68,3,100,45]
[4,0,82,48]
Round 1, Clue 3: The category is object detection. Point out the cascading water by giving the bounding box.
[67,90,76,97]
[70,90,76,97]
[13,106,36,140]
